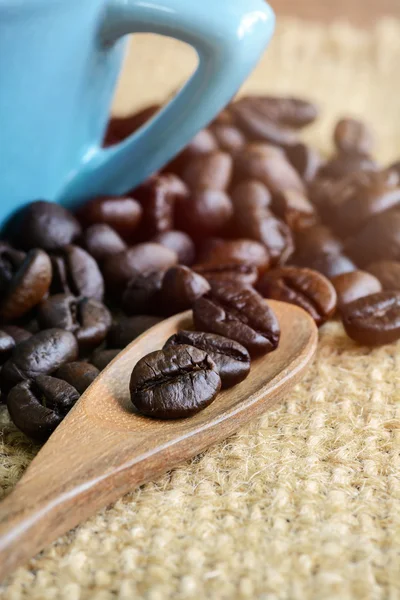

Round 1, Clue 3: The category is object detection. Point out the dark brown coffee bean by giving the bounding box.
[341,291,400,345]
[318,153,377,180]
[0,244,26,293]
[54,362,100,394]
[230,99,299,146]
[91,348,121,371]
[130,345,221,419]
[210,124,246,153]
[257,267,337,326]
[193,282,280,357]
[181,152,233,191]
[166,129,218,174]
[234,144,305,195]
[122,270,164,315]
[330,271,382,308]
[0,249,52,321]
[1,326,32,346]
[334,118,374,155]
[193,262,258,286]
[285,143,322,182]
[50,254,70,295]
[231,179,272,212]
[344,210,400,266]
[164,330,250,388]
[107,316,163,349]
[0,331,15,364]
[19,201,81,251]
[1,328,78,390]
[151,231,195,266]
[292,251,356,279]
[104,105,160,145]
[102,243,177,291]
[365,260,400,291]
[233,96,318,129]
[212,109,236,126]
[77,196,142,239]
[62,245,104,301]
[7,375,80,441]
[160,266,210,315]
[82,224,127,263]
[272,189,317,231]
[294,225,343,257]
[198,238,270,274]
[176,190,233,239]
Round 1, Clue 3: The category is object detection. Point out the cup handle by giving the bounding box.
[58,0,275,208]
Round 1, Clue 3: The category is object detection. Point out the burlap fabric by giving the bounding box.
[1,18,400,600]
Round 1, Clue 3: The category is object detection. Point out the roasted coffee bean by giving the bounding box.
[50,254,70,295]
[102,243,177,291]
[176,190,233,239]
[341,291,400,345]
[77,196,143,239]
[210,124,246,152]
[334,118,374,155]
[272,189,317,231]
[104,105,160,145]
[0,249,52,321]
[233,96,318,129]
[234,144,305,195]
[366,260,400,291]
[82,224,127,263]
[193,263,258,286]
[212,109,236,126]
[181,152,233,191]
[0,243,26,293]
[7,375,80,441]
[91,348,121,371]
[193,282,280,357]
[292,251,356,279]
[130,345,221,419]
[54,362,100,394]
[107,316,163,349]
[294,225,343,257]
[1,329,78,390]
[38,294,112,352]
[330,271,382,308]
[344,210,400,266]
[257,267,337,326]
[151,231,195,265]
[166,129,218,174]
[230,99,299,146]
[61,245,104,301]
[122,270,164,315]
[160,266,210,314]
[164,330,250,388]
[318,153,377,180]
[0,331,15,364]
[285,143,322,182]
[1,326,32,346]
[198,238,270,274]
[19,201,81,251]
[231,179,272,212]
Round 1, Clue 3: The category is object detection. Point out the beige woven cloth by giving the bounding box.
[1,18,400,600]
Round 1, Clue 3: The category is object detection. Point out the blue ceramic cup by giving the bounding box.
[0,0,275,228]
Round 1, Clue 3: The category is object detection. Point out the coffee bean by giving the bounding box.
[210,124,246,153]
[104,105,160,145]
[166,129,218,174]
[230,98,299,146]
[344,210,400,266]
[77,196,142,239]
[181,152,233,191]
[193,262,258,286]
[0,331,15,364]
[1,329,78,390]
[151,231,195,266]
[193,282,280,356]
[50,254,70,295]
[91,348,121,371]
[164,330,250,388]
[107,315,163,349]
[19,201,81,251]
[334,118,374,155]
[257,267,337,326]
[231,179,272,212]
[292,251,356,279]
[103,243,177,292]
[160,266,210,314]
[0,244,26,293]
[130,345,221,419]
[294,225,343,257]
[82,224,127,263]
[61,245,104,301]
[272,189,317,232]
[176,190,233,239]
[7,375,80,441]
[341,291,400,345]
[285,143,321,182]
[122,270,164,315]
[365,260,400,291]
[1,326,32,346]
[318,153,377,180]
[330,271,382,308]
[198,238,270,274]
[233,96,318,129]
[0,249,52,321]
[38,294,112,352]
[212,109,236,126]
[54,362,100,394]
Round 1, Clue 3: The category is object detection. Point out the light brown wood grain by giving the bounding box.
[0,300,318,581]
[270,0,400,25]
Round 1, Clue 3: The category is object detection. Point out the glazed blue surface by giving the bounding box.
[0,0,275,227]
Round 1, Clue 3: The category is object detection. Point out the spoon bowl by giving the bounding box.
[0,300,318,580]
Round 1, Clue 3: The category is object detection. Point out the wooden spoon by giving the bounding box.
[0,300,317,580]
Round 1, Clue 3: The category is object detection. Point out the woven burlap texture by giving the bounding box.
[1,18,400,600]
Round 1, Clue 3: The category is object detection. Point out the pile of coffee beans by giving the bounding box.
[2,95,400,437]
